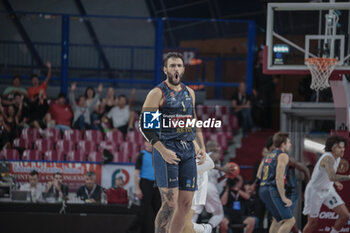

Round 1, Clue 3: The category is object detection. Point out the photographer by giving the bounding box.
[220,175,256,233]
[45,172,68,201]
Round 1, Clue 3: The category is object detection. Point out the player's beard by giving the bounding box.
[167,71,183,86]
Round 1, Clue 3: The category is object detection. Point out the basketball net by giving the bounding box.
[305,57,338,91]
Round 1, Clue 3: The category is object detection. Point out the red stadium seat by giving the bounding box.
[208,133,228,150]
[119,142,139,162]
[214,105,230,117]
[84,130,103,143]
[87,151,102,162]
[34,139,54,152]
[56,140,75,153]
[43,128,61,141]
[66,150,85,162]
[105,130,124,145]
[63,130,82,142]
[126,130,145,146]
[77,140,97,153]
[99,141,119,153]
[13,138,33,149]
[21,128,40,140]
[44,150,64,161]
[0,149,20,160]
[107,150,120,163]
[22,150,42,161]
[196,105,211,116]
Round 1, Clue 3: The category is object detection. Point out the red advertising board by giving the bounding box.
[11,161,101,192]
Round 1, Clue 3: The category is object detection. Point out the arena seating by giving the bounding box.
[1,105,237,163]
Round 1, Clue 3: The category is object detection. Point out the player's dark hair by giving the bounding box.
[273,132,290,148]
[324,135,347,152]
[265,136,274,150]
[30,170,39,177]
[163,52,184,67]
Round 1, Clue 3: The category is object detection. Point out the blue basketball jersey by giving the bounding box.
[260,149,288,187]
[156,81,196,141]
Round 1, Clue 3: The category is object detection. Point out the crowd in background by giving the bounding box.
[0,61,137,151]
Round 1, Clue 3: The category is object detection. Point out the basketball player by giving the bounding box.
[139,52,206,233]
[303,135,350,233]
[257,136,310,233]
[258,132,295,233]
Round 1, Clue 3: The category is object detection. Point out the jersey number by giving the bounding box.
[262,165,269,181]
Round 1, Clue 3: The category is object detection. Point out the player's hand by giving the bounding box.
[161,148,180,165]
[282,198,292,207]
[135,188,143,200]
[196,148,206,165]
[335,181,343,190]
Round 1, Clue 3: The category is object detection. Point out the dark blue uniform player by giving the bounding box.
[257,132,295,233]
[140,52,206,233]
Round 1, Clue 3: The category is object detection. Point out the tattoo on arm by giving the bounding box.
[324,156,350,182]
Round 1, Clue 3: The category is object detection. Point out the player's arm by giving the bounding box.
[187,87,206,165]
[276,153,291,206]
[322,156,350,182]
[139,88,180,165]
[289,156,311,183]
[256,159,264,180]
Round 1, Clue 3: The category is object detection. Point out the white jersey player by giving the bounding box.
[303,135,350,233]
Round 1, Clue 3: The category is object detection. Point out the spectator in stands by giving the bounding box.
[45,172,69,201]
[243,181,261,231]
[2,75,28,99]
[27,61,52,101]
[0,114,11,150]
[0,102,21,142]
[103,89,136,134]
[134,141,161,233]
[69,83,102,130]
[12,93,29,130]
[27,89,51,134]
[220,175,256,233]
[100,87,117,113]
[48,93,73,132]
[20,170,45,202]
[85,87,101,130]
[232,82,257,137]
[106,177,128,205]
[77,171,102,203]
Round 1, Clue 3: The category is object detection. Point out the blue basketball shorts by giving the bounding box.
[259,186,293,222]
[152,140,197,191]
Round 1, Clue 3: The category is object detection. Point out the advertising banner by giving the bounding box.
[10,161,101,192]
[101,163,135,194]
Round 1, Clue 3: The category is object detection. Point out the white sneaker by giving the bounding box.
[202,224,212,233]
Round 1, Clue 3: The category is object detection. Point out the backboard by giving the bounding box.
[263,2,350,75]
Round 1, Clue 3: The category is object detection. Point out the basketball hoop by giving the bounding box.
[305,57,338,91]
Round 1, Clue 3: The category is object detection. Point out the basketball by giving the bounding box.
[224,162,240,179]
